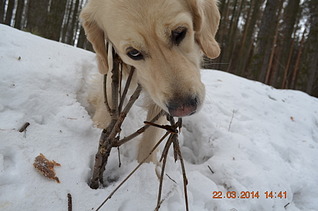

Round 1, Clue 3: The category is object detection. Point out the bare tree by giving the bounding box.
[0,0,6,23]
[279,0,301,88]
[45,0,68,41]
[252,0,284,82]
[305,0,318,96]
[14,0,25,29]
[26,0,50,36]
[238,0,265,77]
[4,0,14,25]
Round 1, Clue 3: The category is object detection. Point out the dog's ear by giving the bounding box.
[80,6,108,74]
[187,0,221,59]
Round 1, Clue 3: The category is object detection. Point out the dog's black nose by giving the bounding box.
[167,96,198,117]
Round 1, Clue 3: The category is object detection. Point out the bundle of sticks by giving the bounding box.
[89,52,189,211]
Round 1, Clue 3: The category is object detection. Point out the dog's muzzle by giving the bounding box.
[167,96,198,117]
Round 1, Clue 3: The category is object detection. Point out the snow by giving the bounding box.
[0,24,318,211]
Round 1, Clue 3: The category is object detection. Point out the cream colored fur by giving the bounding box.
[80,0,220,163]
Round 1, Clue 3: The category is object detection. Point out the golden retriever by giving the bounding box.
[80,0,220,163]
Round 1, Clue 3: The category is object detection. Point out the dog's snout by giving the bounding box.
[167,96,198,117]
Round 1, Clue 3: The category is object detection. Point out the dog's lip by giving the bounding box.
[168,105,197,117]
[166,96,199,117]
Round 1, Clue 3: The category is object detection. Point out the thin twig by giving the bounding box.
[90,81,142,188]
[155,117,187,211]
[67,193,72,211]
[118,63,123,112]
[165,174,177,184]
[90,55,122,189]
[228,109,237,132]
[103,74,111,114]
[156,134,175,211]
[91,45,189,211]
[208,165,215,174]
[118,67,135,113]
[102,84,142,149]
[168,117,189,211]
[19,122,30,133]
[110,56,120,119]
[117,147,121,168]
[284,202,290,209]
[119,84,142,116]
[175,141,189,211]
[115,111,164,147]
[144,121,178,134]
[95,132,170,211]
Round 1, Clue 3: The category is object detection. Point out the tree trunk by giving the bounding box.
[26,0,50,36]
[305,0,318,96]
[69,0,81,45]
[216,0,230,70]
[276,0,300,88]
[291,30,306,90]
[265,21,280,85]
[61,0,74,43]
[14,0,25,29]
[77,26,86,48]
[238,0,264,77]
[252,0,283,82]
[226,0,245,73]
[62,0,81,45]
[45,0,68,41]
[0,0,5,23]
[281,39,295,89]
[4,0,14,25]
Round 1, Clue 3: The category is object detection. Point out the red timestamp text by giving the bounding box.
[212,191,287,199]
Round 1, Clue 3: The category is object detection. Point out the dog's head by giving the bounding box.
[80,0,220,117]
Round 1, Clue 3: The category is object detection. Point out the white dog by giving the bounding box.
[80,0,220,162]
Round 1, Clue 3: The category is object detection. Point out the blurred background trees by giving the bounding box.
[1,0,317,97]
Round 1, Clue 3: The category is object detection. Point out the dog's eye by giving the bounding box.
[171,27,187,45]
[127,48,144,60]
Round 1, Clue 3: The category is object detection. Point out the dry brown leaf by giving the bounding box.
[33,153,61,183]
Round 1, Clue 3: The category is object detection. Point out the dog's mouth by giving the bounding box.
[166,96,198,117]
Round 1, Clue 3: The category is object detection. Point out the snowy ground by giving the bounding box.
[0,24,318,211]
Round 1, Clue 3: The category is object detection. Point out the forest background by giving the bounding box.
[1,0,317,97]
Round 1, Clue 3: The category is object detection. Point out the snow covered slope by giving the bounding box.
[0,24,318,211]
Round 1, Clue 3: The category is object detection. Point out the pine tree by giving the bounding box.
[0,0,5,23]
[279,0,300,88]
[45,0,68,41]
[252,0,284,82]
[237,0,265,77]
[26,0,50,36]
[4,0,14,25]
[14,0,25,29]
[305,0,318,96]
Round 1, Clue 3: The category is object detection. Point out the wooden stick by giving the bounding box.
[19,122,30,133]
[67,193,72,211]
[101,84,142,149]
[156,134,174,211]
[174,139,189,211]
[144,121,178,134]
[95,132,170,211]
[90,54,122,189]
[208,165,215,174]
[90,65,142,188]
[90,45,189,211]
[110,55,120,119]
[103,74,111,114]
[168,117,189,211]
[114,110,164,147]
[118,67,135,113]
